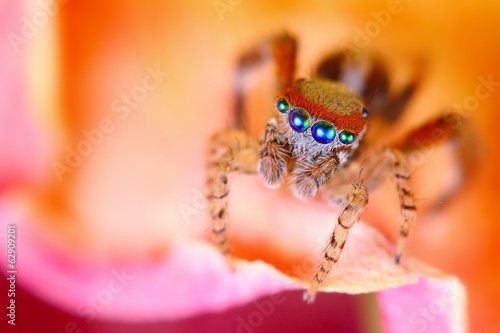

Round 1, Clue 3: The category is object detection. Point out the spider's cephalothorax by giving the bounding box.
[206,32,464,302]
[258,79,369,199]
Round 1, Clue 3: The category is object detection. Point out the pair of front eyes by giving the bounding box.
[277,98,355,145]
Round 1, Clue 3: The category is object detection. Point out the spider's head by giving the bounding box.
[275,78,368,162]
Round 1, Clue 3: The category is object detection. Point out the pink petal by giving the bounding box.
[378,277,467,333]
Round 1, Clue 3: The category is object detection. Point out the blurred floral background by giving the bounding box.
[1,0,500,332]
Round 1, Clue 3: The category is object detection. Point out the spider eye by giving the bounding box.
[339,131,355,144]
[362,107,369,118]
[288,108,310,133]
[277,98,289,113]
[312,121,335,144]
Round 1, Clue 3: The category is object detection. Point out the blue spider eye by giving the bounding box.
[312,121,335,144]
[339,131,355,144]
[288,108,310,133]
[277,98,289,113]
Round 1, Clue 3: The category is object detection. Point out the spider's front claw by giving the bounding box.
[302,290,317,304]
[257,157,286,189]
[394,240,405,265]
[394,254,401,265]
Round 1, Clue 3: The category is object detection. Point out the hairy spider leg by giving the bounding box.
[320,147,417,270]
[206,130,260,255]
[258,118,289,188]
[393,111,477,213]
[387,149,417,263]
[304,182,369,303]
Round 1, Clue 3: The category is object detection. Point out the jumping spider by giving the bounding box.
[206,33,463,302]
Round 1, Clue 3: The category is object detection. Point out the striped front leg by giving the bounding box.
[304,182,368,303]
[206,130,259,255]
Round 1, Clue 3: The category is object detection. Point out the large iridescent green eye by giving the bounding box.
[277,98,289,113]
[339,131,355,144]
[288,108,310,133]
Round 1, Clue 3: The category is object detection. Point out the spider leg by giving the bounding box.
[269,33,297,87]
[355,147,417,263]
[235,32,297,129]
[290,153,340,200]
[315,52,390,116]
[390,110,478,213]
[386,149,417,264]
[315,50,423,127]
[304,182,368,303]
[258,118,289,188]
[324,146,417,265]
[206,130,260,255]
